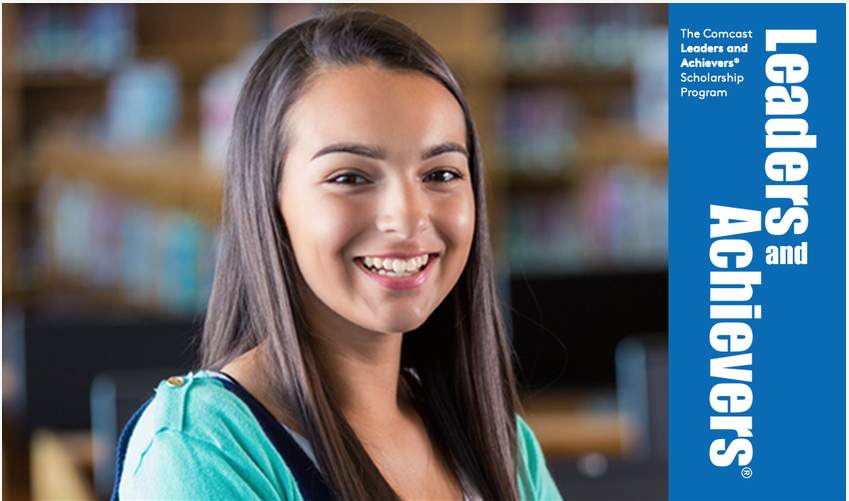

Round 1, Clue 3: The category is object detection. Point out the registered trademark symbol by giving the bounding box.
[741,467,753,478]
[734,58,740,63]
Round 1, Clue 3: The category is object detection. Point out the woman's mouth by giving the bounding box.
[355,253,436,290]
[361,254,429,277]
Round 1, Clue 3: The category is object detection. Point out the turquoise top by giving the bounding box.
[118,371,563,500]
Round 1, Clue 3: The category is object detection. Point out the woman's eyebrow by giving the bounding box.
[422,142,468,160]
[310,142,468,161]
[311,143,385,161]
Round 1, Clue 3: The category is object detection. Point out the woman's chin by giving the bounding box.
[357,310,430,335]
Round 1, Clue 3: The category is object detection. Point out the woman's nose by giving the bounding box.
[375,180,428,239]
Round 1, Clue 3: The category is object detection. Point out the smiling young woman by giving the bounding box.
[280,64,475,339]
[115,9,562,501]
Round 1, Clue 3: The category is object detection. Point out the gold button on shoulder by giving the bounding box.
[166,376,185,387]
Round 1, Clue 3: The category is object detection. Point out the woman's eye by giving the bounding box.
[424,170,462,183]
[329,173,370,185]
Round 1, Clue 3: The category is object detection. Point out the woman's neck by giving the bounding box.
[220,305,464,500]
[220,322,408,436]
[303,295,408,429]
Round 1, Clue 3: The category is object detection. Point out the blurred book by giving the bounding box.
[502,4,664,73]
[497,88,583,174]
[503,166,668,273]
[106,61,181,146]
[17,4,135,76]
[39,177,217,315]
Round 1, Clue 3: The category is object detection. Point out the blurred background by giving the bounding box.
[2,4,668,500]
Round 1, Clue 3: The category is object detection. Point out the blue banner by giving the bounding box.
[669,4,846,500]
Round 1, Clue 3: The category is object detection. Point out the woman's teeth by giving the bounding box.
[362,255,429,277]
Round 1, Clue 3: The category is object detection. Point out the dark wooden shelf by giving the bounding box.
[20,73,110,89]
[576,120,668,171]
[492,120,668,191]
[2,182,36,206]
[521,389,629,456]
[18,41,235,89]
[33,136,223,219]
[493,171,579,191]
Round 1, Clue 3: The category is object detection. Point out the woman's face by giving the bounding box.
[280,64,475,336]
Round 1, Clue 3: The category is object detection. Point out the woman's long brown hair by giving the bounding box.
[201,9,524,500]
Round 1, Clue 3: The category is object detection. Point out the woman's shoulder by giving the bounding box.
[118,371,302,500]
[516,415,564,501]
[516,415,545,473]
[129,372,252,438]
